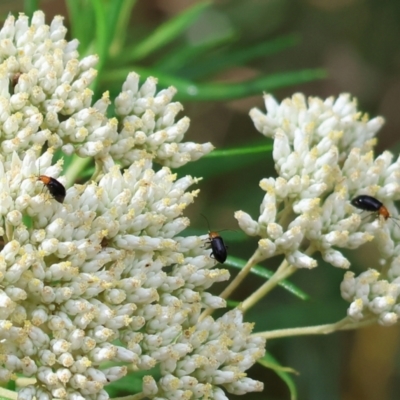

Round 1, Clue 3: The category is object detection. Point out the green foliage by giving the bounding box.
[105,367,159,397]
[258,353,298,400]
[179,142,273,180]
[23,0,325,103]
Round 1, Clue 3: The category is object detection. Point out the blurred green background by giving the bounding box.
[6,0,400,399]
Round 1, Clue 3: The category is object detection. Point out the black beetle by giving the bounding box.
[201,214,228,264]
[38,175,66,203]
[207,231,228,264]
[351,195,389,220]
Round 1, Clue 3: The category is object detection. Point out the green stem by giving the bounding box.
[241,245,315,313]
[113,393,146,400]
[220,250,261,300]
[64,155,92,187]
[253,316,377,340]
[91,159,105,182]
[241,259,296,313]
[0,385,17,399]
[4,221,12,244]
[199,250,261,321]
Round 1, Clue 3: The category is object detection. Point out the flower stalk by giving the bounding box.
[241,259,297,313]
[254,315,378,340]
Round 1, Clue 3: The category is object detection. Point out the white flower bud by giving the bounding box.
[259,191,277,226]
[70,373,87,389]
[341,271,356,301]
[379,311,398,326]
[142,375,159,396]
[257,238,276,258]
[102,366,127,382]
[6,210,22,226]
[51,387,67,399]
[293,198,321,214]
[369,296,395,314]
[322,249,350,269]
[273,129,291,168]
[56,368,72,384]
[275,226,303,251]
[225,377,264,395]
[51,339,71,355]
[235,211,259,236]
[86,367,107,384]
[5,355,22,370]
[287,250,317,269]
[201,292,226,309]
[17,386,37,400]
[348,298,364,320]
[39,349,56,366]
[115,346,138,363]
[37,366,58,385]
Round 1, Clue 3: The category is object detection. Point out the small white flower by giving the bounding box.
[348,298,365,320]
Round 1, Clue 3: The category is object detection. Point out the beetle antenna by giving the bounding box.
[200,213,211,232]
[215,228,237,233]
[360,212,373,222]
[37,157,44,194]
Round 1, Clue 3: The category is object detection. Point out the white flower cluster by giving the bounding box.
[340,215,400,326]
[239,92,400,325]
[142,310,265,399]
[2,11,213,166]
[0,11,265,400]
[113,74,214,168]
[341,269,400,326]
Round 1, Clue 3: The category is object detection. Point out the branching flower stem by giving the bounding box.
[241,259,296,313]
[253,315,378,340]
[199,250,261,321]
[240,245,315,313]
[113,394,146,400]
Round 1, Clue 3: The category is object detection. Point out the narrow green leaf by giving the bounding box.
[123,1,212,62]
[156,34,236,72]
[104,66,326,101]
[80,166,96,181]
[64,154,93,187]
[227,299,241,308]
[206,144,273,158]
[90,0,108,71]
[65,0,81,38]
[89,0,130,96]
[226,256,309,300]
[258,353,298,400]
[176,69,327,101]
[24,0,39,17]
[186,34,301,79]
[65,1,95,52]
[177,141,272,180]
[109,0,138,57]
